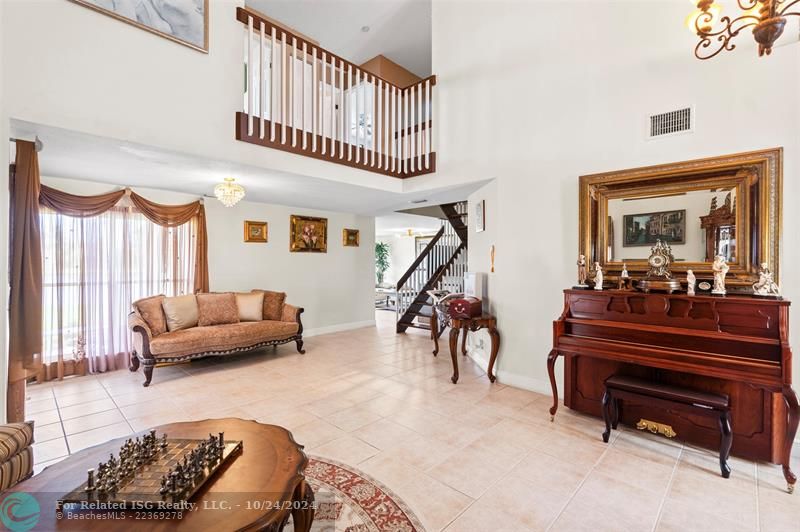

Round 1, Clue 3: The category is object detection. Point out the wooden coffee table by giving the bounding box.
[9,418,314,531]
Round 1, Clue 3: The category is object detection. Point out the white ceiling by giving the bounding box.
[246,0,431,77]
[10,120,484,216]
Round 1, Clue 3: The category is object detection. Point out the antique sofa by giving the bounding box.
[0,421,34,490]
[128,290,304,387]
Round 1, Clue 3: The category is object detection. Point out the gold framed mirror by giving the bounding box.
[579,148,781,287]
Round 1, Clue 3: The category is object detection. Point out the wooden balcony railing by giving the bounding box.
[235,8,437,179]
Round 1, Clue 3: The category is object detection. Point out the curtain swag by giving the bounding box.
[35,187,210,294]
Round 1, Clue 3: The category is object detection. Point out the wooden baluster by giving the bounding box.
[281,32,287,145]
[390,86,396,173]
[376,78,382,169]
[259,21,266,140]
[321,52,327,155]
[347,64,353,161]
[355,68,361,164]
[270,27,277,142]
[425,79,431,169]
[403,89,408,175]
[311,46,317,152]
[247,16,254,136]
[398,88,403,175]
[291,37,297,147]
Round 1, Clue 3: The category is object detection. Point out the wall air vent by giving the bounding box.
[648,107,693,139]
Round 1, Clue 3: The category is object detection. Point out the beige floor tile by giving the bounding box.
[55,387,110,407]
[593,447,676,494]
[33,437,69,464]
[62,409,127,435]
[58,398,117,420]
[291,418,347,448]
[29,408,61,427]
[395,473,474,532]
[428,439,525,498]
[311,435,379,465]
[383,434,456,472]
[324,405,383,432]
[67,421,133,452]
[34,422,65,443]
[655,498,756,532]
[358,452,425,492]
[26,396,57,414]
[352,418,418,450]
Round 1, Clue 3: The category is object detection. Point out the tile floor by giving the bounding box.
[26,311,800,531]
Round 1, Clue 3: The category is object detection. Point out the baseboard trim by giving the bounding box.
[304,320,376,338]
[466,349,552,396]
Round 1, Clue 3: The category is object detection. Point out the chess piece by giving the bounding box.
[85,468,95,492]
[712,255,729,295]
[593,262,604,291]
[686,269,696,296]
[576,255,589,288]
[752,262,781,297]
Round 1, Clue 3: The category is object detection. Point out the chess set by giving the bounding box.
[57,430,243,511]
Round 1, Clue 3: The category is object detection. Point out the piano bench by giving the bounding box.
[601,375,732,478]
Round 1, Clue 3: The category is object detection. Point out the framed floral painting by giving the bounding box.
[244,221,268,243]
[342,229,360,247]
[290,215,328,252]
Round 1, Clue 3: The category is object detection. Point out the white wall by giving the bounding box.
[376,234,422,285]
[0,0,8,421]
[1,0,400,193]
[431,1,800,390]
[41,177,375,336]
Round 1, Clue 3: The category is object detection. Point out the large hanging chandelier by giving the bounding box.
[214,178,245,207]
[688,1,799,59]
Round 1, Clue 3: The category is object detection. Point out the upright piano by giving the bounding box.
[547,289,798,491]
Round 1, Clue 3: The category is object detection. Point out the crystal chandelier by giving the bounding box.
[688,1,800,59]
[214,178,245,207]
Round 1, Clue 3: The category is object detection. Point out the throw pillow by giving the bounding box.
[161,295,199,332]
[133,295,167,336]
[196,293,240,326]
[252,289,286,321]
[236,292,264,322]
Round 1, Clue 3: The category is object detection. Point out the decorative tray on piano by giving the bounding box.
[57,430,243,511]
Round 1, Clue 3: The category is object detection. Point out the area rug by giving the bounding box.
[297,456,425,532]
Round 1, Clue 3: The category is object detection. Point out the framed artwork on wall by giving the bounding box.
[475,200,486,232]
[244,221,268,243]
[342,229,360,247]
[623,209,686,247]
[290,215,328,252]
[68,0,209,53]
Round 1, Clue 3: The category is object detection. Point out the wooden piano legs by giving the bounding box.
[719,411,732,479]
[547,349,559,421]
[782,386,799,493]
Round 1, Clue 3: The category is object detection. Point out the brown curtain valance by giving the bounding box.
[129,192,209,293]
[39,185,126,217]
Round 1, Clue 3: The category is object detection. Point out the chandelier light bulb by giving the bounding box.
[214,177,246,207]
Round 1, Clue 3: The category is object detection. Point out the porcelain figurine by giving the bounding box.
[712,255,729,295]
[621,263,629,279]
[617,263,631,290]
[752,262,781,297]
[593,262,603,291]
[576,254,588,287]
[686,269,696,296]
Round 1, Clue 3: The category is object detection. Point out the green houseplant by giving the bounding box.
[375,242,390,285]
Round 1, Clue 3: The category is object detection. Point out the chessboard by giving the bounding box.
[58,434,243,511]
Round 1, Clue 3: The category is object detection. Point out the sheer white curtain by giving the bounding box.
[41,204,196,374]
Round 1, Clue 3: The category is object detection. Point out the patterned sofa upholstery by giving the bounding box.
[0,422,34,490]
[128,290,304,387]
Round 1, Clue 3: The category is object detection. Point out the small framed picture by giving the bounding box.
[244,221,268,243]
[342,229,360,247]
[475,200,486,232]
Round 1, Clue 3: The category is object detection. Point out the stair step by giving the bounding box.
[408,308,433,318]
[406,322,431,331]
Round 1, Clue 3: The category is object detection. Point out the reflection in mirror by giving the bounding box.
[606,188,736,263]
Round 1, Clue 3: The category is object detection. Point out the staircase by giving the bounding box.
[396,201,468,333]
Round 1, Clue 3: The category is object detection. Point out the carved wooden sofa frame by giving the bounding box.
[128,307,305,387]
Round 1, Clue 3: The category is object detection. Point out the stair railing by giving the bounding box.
[236,7,436,178]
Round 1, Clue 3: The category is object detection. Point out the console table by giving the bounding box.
[547,289,798,492]
[445,315,500,384]
[9,418,315,530]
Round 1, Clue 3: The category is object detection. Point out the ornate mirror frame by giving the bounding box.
[579,148,782,286]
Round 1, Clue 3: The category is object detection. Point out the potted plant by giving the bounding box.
[375,242,390,285]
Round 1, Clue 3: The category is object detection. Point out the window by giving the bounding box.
[41,205,196,369]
